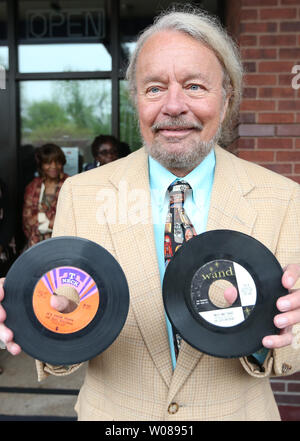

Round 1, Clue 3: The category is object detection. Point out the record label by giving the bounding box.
[190,259,257,327]
[32,266,100,334]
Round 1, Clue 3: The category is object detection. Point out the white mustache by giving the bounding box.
[151,118,203,133]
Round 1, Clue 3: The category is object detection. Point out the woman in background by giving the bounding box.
[22,143,68,248]
[84,134,120,170]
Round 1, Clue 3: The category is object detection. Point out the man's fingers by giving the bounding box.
[5,341,22,355]
[0,322,13,344]
[0,302,6,323]
[282,264,300,290]
[224,286,238,306]
[0,277,5,302]
[50,295,77,313]
[277,290,300,313]
[0,323,22,355]
[263,330,293,349]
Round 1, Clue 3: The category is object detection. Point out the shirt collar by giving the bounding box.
[148,148,216,209]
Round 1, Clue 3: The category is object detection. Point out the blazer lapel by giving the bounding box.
[106,148,173,388]
[167,145,258,403]
[207,145,257,234]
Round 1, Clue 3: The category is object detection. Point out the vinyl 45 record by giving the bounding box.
[163,230,287,358]
[3,236,129,365]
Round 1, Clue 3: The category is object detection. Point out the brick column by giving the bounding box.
[229,0,300,183]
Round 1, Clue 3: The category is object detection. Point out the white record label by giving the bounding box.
[190,259,257,328]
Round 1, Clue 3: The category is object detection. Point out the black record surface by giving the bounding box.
[163,230,287,358]
[3,236,129,365]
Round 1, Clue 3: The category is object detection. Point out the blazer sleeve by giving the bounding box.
[36,179,83,381]
[52,178,77,237]
[241,184,300,379]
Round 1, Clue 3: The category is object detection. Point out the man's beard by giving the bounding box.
[143,117,222,171]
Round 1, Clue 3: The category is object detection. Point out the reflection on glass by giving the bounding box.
[20,79,112,168]
[120,80,141,152]
[19,43,111,73]
[0,46,8,69]
[120,42,136,76]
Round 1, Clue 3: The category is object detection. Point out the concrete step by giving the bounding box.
[0,350,86,420]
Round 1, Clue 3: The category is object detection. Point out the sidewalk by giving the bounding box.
[0,350,86,420]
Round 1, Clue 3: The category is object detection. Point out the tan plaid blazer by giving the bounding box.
[36,145,300,421]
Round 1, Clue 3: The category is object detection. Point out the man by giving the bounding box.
[1,8,300,420]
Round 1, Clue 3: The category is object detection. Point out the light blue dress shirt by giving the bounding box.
[148,149,267,370]
[149,149,215,370]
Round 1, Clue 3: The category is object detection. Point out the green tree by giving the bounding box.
[119,80,141,151]
[25,100,68,130]
[55,80,111,135]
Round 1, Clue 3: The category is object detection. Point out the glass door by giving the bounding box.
[17,0,113,175]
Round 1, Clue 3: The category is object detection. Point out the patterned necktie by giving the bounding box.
[164,180,197,358]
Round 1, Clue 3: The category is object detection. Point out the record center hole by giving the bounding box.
[53,286,80,314]
[208,280,237,309]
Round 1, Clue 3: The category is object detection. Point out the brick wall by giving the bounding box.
[227,0,300,183]
[272,373,300,420]
[225,0,300,421]
[271,372,300,406]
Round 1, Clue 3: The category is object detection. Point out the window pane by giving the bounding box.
[0,46,8,70]
[19,43,111,73]
[119,0,220,74]
[18,0,111,73]
[20,79,112,173]
[119,80,141,152]
[0,0,8,70]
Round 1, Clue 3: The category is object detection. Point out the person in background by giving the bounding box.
[118,141,131,158]
[22,143,68,248]
[84,135,120,171]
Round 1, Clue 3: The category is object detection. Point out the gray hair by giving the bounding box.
[126,7,244,146]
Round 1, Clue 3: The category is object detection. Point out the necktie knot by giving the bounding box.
[168,180,191,194]
[167,180,192,207]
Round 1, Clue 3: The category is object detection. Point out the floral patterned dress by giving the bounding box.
[22,174,68,247]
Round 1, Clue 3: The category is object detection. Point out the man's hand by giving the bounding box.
[50,294,78,313]
[224,264,300,350]
[262,264,300,349]
[0,277,76,356]
[223,285,238,306]
[0,278,21,355]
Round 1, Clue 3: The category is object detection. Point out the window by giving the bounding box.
[18,0,113,173]
[0,0,8,69]
[20,79,112,171]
